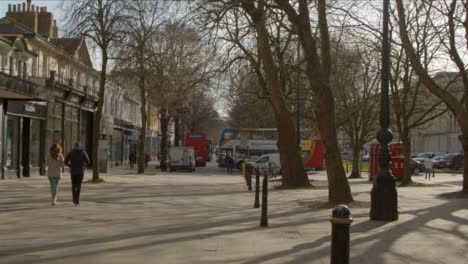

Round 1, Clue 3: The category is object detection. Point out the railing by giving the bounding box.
[0,71,49,100]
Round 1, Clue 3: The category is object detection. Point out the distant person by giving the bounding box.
[65,143,90,206]
[224,155,234,175]
[145,152,150,168]
[424,157,433,180]
[47,144,64,205]
[129,152,136,168]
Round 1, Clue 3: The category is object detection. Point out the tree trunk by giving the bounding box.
[174,117,180,147]
[160,108,168,171]
[92,53,107,182]
[460,133,468,193]
[400,134,413,186]
[138,74,147,174]
[349,144,361,178]
[242,2,310,188]
[276,108,310,188]
[314,92,353,203]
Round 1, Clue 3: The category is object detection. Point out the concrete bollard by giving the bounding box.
[254,168,260,208]
[260,169,268,227]
[330,205,353,264]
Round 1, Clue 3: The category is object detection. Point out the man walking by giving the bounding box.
[65,142,90,206]
[424,157,433,180]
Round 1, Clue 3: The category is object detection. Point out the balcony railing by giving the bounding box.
[0,71,51,100]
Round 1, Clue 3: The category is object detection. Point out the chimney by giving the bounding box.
[12,5,16,12]
[8,4,11,12]
[17,4,21,12]
[32,5,35,12]
[36,7,39,12]
[22,3,26,12]
[27,1,31,12]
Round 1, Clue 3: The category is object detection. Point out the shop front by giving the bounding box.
[111,119,141,167]
[3,100,46,179]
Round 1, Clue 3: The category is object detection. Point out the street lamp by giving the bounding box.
[370,0,398,221]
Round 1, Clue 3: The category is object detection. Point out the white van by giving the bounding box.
[168,147,196,172]
[252,153,281,174]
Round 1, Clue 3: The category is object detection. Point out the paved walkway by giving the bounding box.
[0,163,467,264]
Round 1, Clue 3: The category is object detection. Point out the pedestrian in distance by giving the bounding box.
[65,142,90,206]
[145,152,150,168]
[224,155,234,175]
[424,157,433,180]
[129,152,136,168]
[46,144,65,205]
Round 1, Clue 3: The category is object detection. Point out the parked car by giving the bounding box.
[361,154,369,162]
[414,152,437,163]
[168,147,196,172]
[250,153,281,174]
[439,153,464,170]
[432,156,446,169]
[410,159,425,175]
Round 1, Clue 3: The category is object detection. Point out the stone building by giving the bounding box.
[411,72,464,154]
[0,1,99,179]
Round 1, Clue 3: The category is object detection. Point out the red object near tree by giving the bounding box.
[185,132,207,167]
[304,140,325,170]
[369,143,380,181]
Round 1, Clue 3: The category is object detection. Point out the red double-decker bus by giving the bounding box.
[185,132,207,166]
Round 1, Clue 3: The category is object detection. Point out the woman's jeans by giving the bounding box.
[48,177,60,202]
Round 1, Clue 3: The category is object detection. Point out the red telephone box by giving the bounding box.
[369,142,405,180]
[390,143,404,179]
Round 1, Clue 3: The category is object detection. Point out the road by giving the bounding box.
[0,161,467,264]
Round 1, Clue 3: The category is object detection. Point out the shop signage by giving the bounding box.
[7,101,47,119]
[24,104,36,113]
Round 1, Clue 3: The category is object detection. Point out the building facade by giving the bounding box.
[0,1,98,179]
[411,72,464,154]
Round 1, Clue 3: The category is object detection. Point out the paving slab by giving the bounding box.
[0,163,467,264]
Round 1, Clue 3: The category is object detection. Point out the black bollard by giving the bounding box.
[330,205,353,264]
[260,169,268,227]
[254,168,260,208]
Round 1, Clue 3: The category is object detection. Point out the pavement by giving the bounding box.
[0,162,467,264]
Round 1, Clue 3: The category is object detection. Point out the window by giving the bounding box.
[5,116,19,169]
[256,156,269,163]
[30,119,42,167]
[42,54,48,77]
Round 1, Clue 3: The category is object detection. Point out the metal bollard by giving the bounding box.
[254,168,260,208]
[260,169,268,227]
[330,205,353,264]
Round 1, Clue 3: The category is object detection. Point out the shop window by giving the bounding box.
[5,116,19,169]
[30,119,42,167]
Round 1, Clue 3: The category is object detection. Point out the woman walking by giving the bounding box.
[47,144,64,205]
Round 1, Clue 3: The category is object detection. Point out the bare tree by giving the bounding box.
[271,0,353,201]
[66,0,128,182]
[147,23,219,170]
[395,0,468,191]
[117,0,169,173]
[334,48,380,179]
[197,0,311,188]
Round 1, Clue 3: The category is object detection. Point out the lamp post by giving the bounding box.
[370,0,398,221]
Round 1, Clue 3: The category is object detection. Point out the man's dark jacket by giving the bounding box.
[65,149,90,175]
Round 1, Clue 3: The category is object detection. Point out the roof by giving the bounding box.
[0,21,33,35]
[50,38,82,56]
